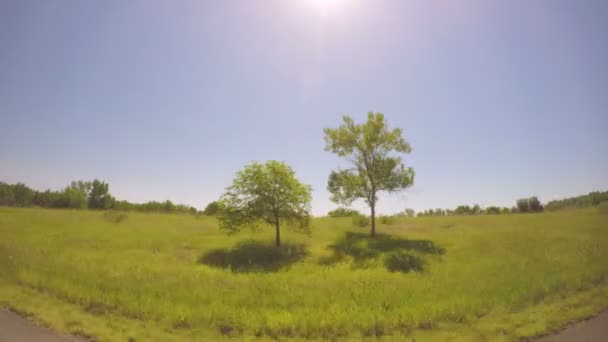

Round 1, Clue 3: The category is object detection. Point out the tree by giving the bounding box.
[485,206,501,214]
[88,180,114,209]
[455,205,471,215]
[528,196,543,212]
[324,112,415,237]
[203,201,221,216]
[516,196,543,213]
[472,204,481,215]
[516,198,529,213]
[218,161,312,247]
[162,200,175,213]
[62,186,88,209]
[405,208,415,217]
[0,182,17,206]
[12,183,35,207]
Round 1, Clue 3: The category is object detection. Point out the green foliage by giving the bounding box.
[352,213,370,227]
[0,180,198,215]
[12,183,35,207]
[62,186,88,209]
[405,208,416,217]
[218,161,312,246]
[485,206,501,214]
[113,199,197,215]
[0,182,34,206]
[517,196,544,213]
[2,207,607,341]
[418,204,517,216]
[88,180,114,209]
[378,215,398,225]
[324,112,414,236]
[203,201,220,216]
[454,205,473,215]
[546,190,608,211]
[327,207,361,217]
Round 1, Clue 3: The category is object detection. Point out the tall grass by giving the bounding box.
[0,207,607,340]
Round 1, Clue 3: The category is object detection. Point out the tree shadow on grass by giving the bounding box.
[199,240,308,273]
[319,232,445,273]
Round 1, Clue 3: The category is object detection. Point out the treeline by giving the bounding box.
[417,196,544,217]
[0,180,199,215]
[545,191,608,211]
[417,204,511,216]
[418,192,607,217]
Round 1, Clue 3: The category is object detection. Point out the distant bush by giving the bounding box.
[352,214,370,228]
[379,215,397,225]
[102,211,128,224]
[328,207,361,217]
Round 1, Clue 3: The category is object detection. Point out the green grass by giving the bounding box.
[1,207,608,341]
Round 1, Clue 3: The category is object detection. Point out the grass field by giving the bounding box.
[1,207,608,341]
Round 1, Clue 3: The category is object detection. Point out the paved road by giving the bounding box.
[0,309,85,342]
[537,310,608,342]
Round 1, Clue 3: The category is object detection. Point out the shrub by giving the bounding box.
[328,208,361,217]
[352,214,370,228]
[102,211,128,224]
[379,215,397,225]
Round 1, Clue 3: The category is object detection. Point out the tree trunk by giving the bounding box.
[275,219,281,247]
[370,203,376,237]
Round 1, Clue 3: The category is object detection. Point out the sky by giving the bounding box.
[1,0,607,215]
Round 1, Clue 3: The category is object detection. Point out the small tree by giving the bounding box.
[324,112,415,237]
[218,161,312,247]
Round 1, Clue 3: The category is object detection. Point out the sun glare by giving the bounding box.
[308,0,348,14]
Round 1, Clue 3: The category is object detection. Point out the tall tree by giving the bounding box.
[88,180,114,209]
[218,161,312,247]
[324,112,414,236]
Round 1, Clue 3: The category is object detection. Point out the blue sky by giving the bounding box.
[1,0,607,215]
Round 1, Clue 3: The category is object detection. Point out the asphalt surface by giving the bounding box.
[537,310,608,342]
[0,309,85,342]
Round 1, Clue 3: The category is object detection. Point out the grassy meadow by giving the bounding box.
[1,207,608,341]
